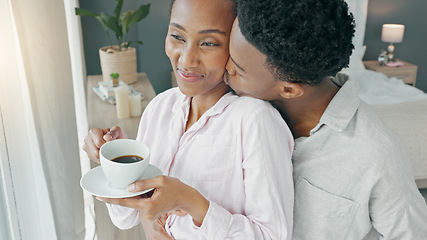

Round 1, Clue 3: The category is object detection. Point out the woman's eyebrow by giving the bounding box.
[169,22,225,35]
[199,29,226,35]
[170,22,185,31]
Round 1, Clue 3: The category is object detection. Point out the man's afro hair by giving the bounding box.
[237,0,355,85]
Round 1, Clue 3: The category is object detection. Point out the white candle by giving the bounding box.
[129,94,142,117]
[114,86,130,119]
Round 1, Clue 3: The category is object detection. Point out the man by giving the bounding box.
[223,0,427,239]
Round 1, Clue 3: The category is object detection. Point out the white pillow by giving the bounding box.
[345,0,369,48]
[344,0,369,70]
[348,45,366,70]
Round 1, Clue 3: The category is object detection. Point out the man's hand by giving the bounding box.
[151,214,174,240]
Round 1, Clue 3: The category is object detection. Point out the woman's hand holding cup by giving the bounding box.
[83,125,128,163]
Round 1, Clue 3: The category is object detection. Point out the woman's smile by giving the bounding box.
[177,69,204,82]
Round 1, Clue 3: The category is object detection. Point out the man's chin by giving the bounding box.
[229,87,251,97]
[228,86,242,96]
[224,76,249,96]
[237,92,253,98]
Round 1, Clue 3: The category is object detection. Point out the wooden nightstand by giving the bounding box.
[363,59,418,86]
[87,73,156,240]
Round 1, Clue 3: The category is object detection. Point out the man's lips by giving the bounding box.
[177,69,204,82]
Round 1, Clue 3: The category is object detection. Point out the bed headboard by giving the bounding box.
[345,0,369,70]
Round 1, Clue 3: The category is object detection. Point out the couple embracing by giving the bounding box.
[83,0,427,239]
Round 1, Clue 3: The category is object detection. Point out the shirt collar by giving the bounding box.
[172,90,238,117]
[310,73,360,135]
[206,91,239,116]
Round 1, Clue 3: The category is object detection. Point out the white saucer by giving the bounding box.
[80,164,162,198]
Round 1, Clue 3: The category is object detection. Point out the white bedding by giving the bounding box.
[340,68,427,187]
[370,100,427,182]
[340,68,427,105]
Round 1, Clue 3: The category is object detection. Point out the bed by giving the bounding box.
[343,0,427,188]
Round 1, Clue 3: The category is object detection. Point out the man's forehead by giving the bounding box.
[229,20,267,72]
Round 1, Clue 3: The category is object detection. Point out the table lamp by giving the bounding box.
[381,24,405,62]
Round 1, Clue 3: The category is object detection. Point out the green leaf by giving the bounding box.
[95,15,109,32]
[75,8,99,17]
[99,12,121,37]
[125,41,143,48]
[125,4,150,34]
[120,10,134,36]
[113,0,124,19]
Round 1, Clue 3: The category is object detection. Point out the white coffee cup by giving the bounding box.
[99,139,150,189]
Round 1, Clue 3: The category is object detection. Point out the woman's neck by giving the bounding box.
[185,83,230,131]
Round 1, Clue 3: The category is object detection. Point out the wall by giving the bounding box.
[364,0,427,93]
[80,0,427,94]
[79,0,171,94]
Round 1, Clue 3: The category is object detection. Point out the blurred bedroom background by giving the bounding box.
[1,0,426,240]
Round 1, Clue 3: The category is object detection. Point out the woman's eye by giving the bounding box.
[201,42,219,47]
[171,34,184,41]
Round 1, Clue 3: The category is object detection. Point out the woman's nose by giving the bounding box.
[225,58,236,76]
[179,45,199,68]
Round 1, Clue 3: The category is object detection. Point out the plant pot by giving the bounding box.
[99,46,137,84]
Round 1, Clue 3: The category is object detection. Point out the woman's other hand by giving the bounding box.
[97,175,209,224]
[82,125,128,163]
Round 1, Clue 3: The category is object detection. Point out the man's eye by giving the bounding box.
[201,42,219,47]
[171,34,184,41]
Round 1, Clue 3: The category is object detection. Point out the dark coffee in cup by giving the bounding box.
[100,139,150,188]
[111,155,143,164]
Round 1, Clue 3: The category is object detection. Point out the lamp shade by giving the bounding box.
[381,24,405,43]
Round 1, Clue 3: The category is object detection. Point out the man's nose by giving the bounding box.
[225,58,236,76]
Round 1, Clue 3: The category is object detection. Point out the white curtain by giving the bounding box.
[0,0,86,239]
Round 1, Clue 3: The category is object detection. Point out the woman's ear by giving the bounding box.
[279,82,304,99]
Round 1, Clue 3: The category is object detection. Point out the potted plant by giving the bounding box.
[76,0,150,84]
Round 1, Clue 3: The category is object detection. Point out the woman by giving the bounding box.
[83,0,294,239]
